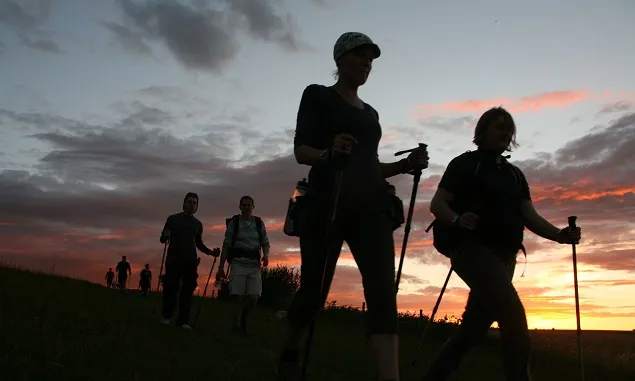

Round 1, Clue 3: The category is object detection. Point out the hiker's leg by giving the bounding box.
[424,285,494,379]
[161,260,181,320]
[346,209,399,381]
[176,260,199,326]
[241,266,262,334]
[119,275,128,292]
[450,245,530,380]
[229,263,248,331]
[282,199,344,354]
[498,256,532,381]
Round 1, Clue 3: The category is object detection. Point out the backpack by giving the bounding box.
[426,151,525,258]
[225,215,265,260]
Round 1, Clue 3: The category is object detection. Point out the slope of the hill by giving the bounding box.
[0,266,633,381]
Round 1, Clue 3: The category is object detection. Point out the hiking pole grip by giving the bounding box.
[394,142,427,157]
[568,216,577,229]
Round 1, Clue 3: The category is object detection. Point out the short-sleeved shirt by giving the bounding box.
[438,149,531,250]
[294,84,388,210]
[161,212,210,261]
[116,261,130,276]
[140,269,152,283]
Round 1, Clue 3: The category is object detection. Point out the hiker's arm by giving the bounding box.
[260,222,271,259]
[219,221,234,269]
[522,201,561,242]
[160,216,171,244]
[430,188,459,225]
[195,222,212,254]
[519,172,561,242]
[379,159,409,179]
[430,157,467,225]
[294,85,330,167]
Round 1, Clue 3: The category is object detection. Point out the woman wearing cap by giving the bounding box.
[277,32,429,381]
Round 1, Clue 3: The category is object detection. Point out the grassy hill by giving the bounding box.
[0,265,633,381]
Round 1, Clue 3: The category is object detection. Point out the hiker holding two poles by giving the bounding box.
[276,32,429,381]
[159,192,220,329]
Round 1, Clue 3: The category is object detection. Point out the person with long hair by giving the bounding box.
[276,32,429,381]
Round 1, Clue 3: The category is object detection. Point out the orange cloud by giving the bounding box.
[415,89,594,117]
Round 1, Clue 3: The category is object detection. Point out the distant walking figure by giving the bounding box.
[216,195,270,336]
[139,264,152,297]
[276,32,429,381]
[423,107,582,381]
[116,256,132,293]
[159,192,220,329]
[105,268,115,288]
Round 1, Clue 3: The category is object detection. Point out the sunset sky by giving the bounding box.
[1,0,634,331]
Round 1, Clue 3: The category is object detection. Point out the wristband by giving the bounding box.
[451,214,460,226]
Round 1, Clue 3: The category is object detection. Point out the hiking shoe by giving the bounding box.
[159,318,170,325]
[276,359,301,381]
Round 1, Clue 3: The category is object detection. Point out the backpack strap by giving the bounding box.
[230,215,240,248]
[229,215,265,252]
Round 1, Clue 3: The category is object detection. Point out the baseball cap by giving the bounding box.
[333,32,381,61]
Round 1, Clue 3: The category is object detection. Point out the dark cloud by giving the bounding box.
[558,248,635,273]
[418,115,477,132]
[398,273,429,286]
[514,113,635,219]
[597,101,633,115]
[17,33,62,53]
[103,0,308,72]
[228,0,307,52]
[0,0,51,31]
[99,20,153,56]
[0,0,62,53]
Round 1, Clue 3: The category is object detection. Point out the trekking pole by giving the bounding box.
[156,241,168,293]
[192,256,218,327]
[153,241,168,314]
[410,266,453,367]
[394,143,426,292]
[301,168,345,380]
[568,216,585,381]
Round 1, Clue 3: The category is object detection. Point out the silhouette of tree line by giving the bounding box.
[213,264,460,335]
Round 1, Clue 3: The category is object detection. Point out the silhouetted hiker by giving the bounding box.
[105,268,115,288]
[139,264,152,296]
[116,256,132,293]
[159,192,220,329]
[423,107,582,381]
[215,195,270,336]
[276,32,429,381]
